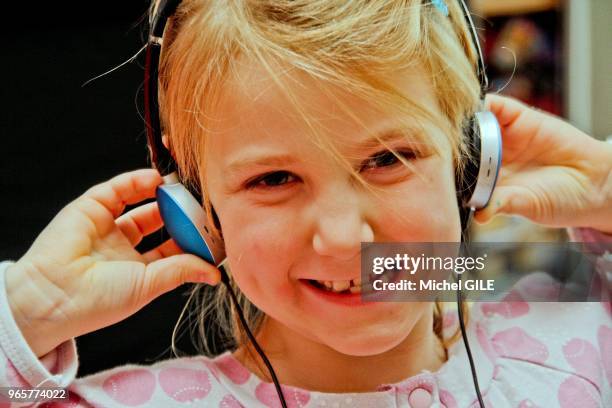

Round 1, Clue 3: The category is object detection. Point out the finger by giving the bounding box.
[473,193,507,225]
[473,185,530,224]
[485,93,564,139]
[487,94,601,162]
[484,93,532,128]
[144,254,221,297]
[81,169,163,219]
[142,238,184,263]
[484,93,550,165]
[116,202,164,247]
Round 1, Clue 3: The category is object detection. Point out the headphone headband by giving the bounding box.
[145,1,183,178]
[150,0,181,39]
[456,0,488,100]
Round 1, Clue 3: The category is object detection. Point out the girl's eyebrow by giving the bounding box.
[226,154,298,176]
[356,127,422,150]
[224,127,423,176]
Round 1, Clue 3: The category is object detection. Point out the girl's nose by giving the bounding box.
[312,197,374,261]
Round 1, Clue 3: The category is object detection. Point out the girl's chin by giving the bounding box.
[319,330,408,357]
[334,345,399,357]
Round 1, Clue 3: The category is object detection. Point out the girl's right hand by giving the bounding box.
[4,169,221,358]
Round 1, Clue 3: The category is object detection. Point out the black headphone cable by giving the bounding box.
[219,265,289,408]
[457,210,486,408]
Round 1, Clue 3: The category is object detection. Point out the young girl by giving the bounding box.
[1,0,611,407]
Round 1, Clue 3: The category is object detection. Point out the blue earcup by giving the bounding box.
[156,173,226,266]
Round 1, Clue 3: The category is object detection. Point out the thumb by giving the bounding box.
[473,186,529,224]
[143,254,221,297]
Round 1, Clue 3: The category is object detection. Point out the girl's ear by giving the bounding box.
[162,134,169,150]
[161,134,180,164]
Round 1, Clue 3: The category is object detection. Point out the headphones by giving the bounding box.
[144,1,500,407]
[454,0,503,239]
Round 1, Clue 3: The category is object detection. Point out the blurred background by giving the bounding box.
[468,0,612,243]
[1,0,611,376]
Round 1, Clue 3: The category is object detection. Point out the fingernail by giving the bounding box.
[198,273,219,285]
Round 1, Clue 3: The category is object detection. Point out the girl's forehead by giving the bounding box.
[205,60,447,160]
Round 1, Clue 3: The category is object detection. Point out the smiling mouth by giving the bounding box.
[305,272,400,296]
[307,278,362,294]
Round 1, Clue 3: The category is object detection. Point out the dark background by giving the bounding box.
[0,2,204,375]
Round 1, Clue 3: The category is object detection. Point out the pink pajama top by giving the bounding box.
[0,228,610,407]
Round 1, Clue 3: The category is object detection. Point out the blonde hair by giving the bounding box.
[154,0,480,365]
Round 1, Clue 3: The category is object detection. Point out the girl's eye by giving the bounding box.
[360,149,416,172]
[244,149,416,190]
[245,171,297,189]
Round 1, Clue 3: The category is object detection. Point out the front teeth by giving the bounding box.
[332,280,350,292]
[315,278,361,293]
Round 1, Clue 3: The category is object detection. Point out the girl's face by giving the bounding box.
[205,63,462,356]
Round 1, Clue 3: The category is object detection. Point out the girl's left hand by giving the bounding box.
[474,93,612,234]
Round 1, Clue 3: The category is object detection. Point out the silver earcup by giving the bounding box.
[466,111,503,210]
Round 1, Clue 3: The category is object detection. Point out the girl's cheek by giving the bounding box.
[226,219,300,312]
[375,170,460,241]
[224,208,301,282]
[230,208,299,253]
